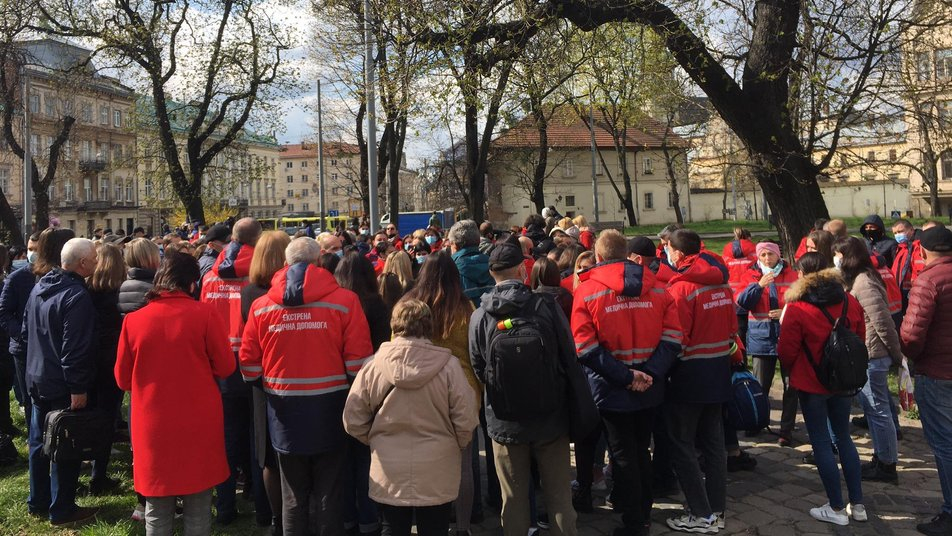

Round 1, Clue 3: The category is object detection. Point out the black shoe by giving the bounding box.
[897,427,904,441]
[852,416,869,429]
[50,506,99,527]
[216,510,238,525]
[573,488,594,514]
[802,453,816,465]
[917,512,952,536]
[744,428,763,438]
[862,454,880,470]
[537,513,549,530]
[0,424,22,437]
[727,451,757,472]
[89,476,122,496]
[612,525,649,536]
[862,460,899,484]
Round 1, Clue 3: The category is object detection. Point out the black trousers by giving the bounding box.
[600,408,656,530]
[379,503,451,536]
[277,448,345,536]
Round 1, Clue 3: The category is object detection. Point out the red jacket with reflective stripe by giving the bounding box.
[735,262,799,355]
[666,253,737,403]
[200,242,254,351]
[872,255,902,315]
[722,240,757,304]
[572,260,683,411]
[891,240,925,291]
[239,262,373,454]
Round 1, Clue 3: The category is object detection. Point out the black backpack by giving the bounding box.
[43,409,114,463]
[0,432,17,466]
[485,295,563,421]
[804,300,869,394]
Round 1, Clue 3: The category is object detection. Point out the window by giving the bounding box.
[287,203,294,212]
[80,102,92,122]
[100,106,109,125]
[115,183,122,202]
[100,177,109,200]
[302,203,309,211]
[63,99,73,114]
[668,191,675,208]
[113,110,122,128]
[331,173,338,181]
[99,143,110,163]
[939,100,952,126]
[943,152,952,180]
[301,175,308,182]
[81,140,93,160]
[867,150,876,162]
[300,189,308,197]
[918,52,933,82]
[565,195,576,206]
[301,161,308,168]
[644,191,654,210]
[938,49,952,80]
[83,178,92,201]
[286,161,293,169]
[0,167,8,193]
[125,181,133,202]
[45,94,55,116]
[29,94,39,114]
[595,158,603,176]
[64,140,72,160]
[287,189,294,197]
[30,134,38,153]
[889,149,897,162]
[643,157,653,174]
[330,158,337,166]
[144,178,153,197]
[888,173,900,182]
[113,144,123,162]
[287,175,294,183]
[564,160,575,177]
[65,182,73,201]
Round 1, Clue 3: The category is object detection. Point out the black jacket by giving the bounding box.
[0,265,36,355]
[118,268,156,315]
[861,215,898,267]
[469,281,589,444]
[89,289,122,391]
[23,268,96,400]
[360,293,392,353]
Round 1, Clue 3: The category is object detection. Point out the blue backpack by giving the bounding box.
[725,370,769,432]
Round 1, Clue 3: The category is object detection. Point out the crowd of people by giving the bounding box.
[1,209,952,536]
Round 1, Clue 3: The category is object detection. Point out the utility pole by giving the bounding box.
[317,80,326,231]
[588,92,600,224]
[364,0,379,233]
[22,69,32,236]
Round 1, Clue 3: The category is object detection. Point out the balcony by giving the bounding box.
[79,159,107,173]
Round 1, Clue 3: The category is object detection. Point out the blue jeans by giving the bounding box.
[28,398,82,521]
[857,357,898,464]
[799,392,862,510]
[916,376,952,515]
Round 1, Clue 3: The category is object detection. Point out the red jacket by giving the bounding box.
[871,255,902,315]
[579,229,595,250]
[892,240,925,292]
[794,236,809,261]
[901,256,952,379]
[666,253,737,403]
[778,269,866,394]
[647,258,676,287]
[201,242,254,352]
[572,260,683,411]
[240,263,373,454]
[722,240,757,304]
[735,261,799,355]
[115,292,234,496]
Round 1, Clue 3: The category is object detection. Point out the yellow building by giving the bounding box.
[278,142,364,217]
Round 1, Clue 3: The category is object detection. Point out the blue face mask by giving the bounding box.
[416,255,426,264]
[895,233,908,244]
[11,259,27,270]
[425,236,437,245]
[26,251,37,264]
[335,250,344,258]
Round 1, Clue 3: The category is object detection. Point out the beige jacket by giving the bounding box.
[850,271,903,363]
[343,337,478,507]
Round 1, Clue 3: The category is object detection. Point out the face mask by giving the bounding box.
[759,261,783,276]
[895,233,908,244]
[335,250,344,258]
[360,229,369,236]
[404,243,413,252]
[416,255,426,264]
[26,251,37,264]
[12,259,27,270]
[663,246,672,260]
[833,256,843,269]
[425,236,437,245]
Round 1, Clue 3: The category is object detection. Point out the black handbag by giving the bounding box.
[43,409,114,463]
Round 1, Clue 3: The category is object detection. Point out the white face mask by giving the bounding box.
[26,251,37,264]
[833,256,843,269]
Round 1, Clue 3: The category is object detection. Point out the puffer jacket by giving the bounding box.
[0,265,37,355]
[666,253,737,404]
[118,268,156,315]
[343,337,478,507]
[861,215,898,267]
[778,269,866,394]
[452,246,495,307]
[23,268,96,400]
[240,262,373,455]
[849,271,902,363]
[571,260,682,412]
[901,256,952,379]
[736,261,798,356]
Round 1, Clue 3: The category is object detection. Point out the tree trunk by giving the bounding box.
[661,146,684,224]
[753,152,829,260]
[0,193,24,246]
[531,109,549,214]
[33,186,49,235]
[184,172,206,224]
[464,100,483,222]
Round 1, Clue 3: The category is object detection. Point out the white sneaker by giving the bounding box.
[130,504,145,523]
[848,504,867,522]
[713,512,726,530]
[666,513,719,533]
[810,504,849,526]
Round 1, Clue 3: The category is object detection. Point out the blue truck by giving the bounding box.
[379,209,455,237]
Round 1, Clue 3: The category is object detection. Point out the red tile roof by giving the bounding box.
[493,106,689,150]
[280,142,361,158]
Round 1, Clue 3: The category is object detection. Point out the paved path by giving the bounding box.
[471,382,941,536]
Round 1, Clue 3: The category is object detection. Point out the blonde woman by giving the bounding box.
[378,250,415,309]
[564,250,596,293]
[87,243,128,494]
[572,215,595,250]
[120,238,161,315]
[240,231,292,532]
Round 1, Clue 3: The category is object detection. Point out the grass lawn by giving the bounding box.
[0,393,263,535]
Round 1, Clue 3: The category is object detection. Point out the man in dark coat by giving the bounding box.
[861,214,898,267]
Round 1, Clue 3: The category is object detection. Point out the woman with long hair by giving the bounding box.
[115,252,235,534]
[404,253,481,536]
[240,231,291,533]
[529,257,572,319]
[778,252,866,526]
[85,244,127,494]
[378,249,415,310]
[562,250,596,293]
[833,236,903,484]
[805,230,835,268]
[335,252,391,536]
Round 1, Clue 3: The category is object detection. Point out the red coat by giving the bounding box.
[579,229,595,250]
[794,236,809,261]
[115,292,234,497]
[722,240,757,302]
[892,240,925,291]
[778,270,866,394]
